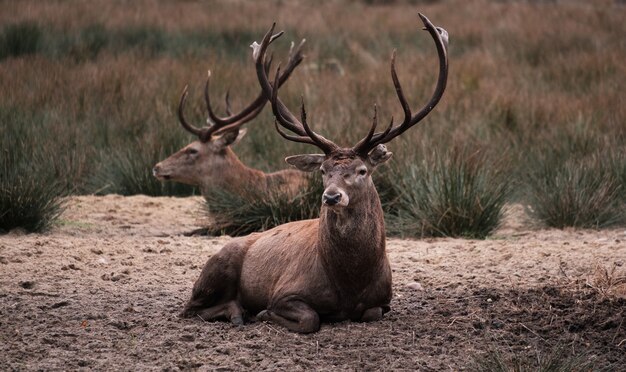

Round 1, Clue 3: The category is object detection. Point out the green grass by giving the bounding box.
[387,148,510,239]
[88,123,198,196]
[524,152,624,229]
[0,139,66,234]
[0,21,41,60]
[1,1,624,234]
[204,175,322,236]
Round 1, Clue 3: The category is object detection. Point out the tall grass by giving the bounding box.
[0,108,66,233]
[0,21,41,60]
[92,145,196,196]
[387,147,510,238]
[524,151,624,229]
[0,153,66,233]
[0,0,624,232]
[204,175,322,236]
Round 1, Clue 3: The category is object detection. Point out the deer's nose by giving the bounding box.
[152,165,160,176]
[322,192,342,206]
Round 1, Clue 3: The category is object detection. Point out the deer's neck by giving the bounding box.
[317,183,386,296]
[199,148,267,195]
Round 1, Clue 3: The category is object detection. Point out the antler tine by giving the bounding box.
[298,96,336,154]
[274,120,317,145]
[213,51,279,136]
[203,69,265,132]
[178,85,209,139]
[266,63,302,136]
[390,50,411,127]
[253,24,305,136]
[212,48,300,139]
[224,90,232,116]
[255,23,338,154]
[353,105,378,152]
[201,26,305,139]
[354,13,448,155]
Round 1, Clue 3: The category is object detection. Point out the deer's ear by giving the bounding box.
[367,144,393,167]
[214,128,247,148]
[285,154,325,172]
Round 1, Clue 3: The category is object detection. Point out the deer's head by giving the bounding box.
[253,14,448,210]
[152,127,248,186]
[153,44,305,187]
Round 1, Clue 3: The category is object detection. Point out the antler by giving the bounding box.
[353,13,449,156]
[177,41,305,143]
[252,24,339,155]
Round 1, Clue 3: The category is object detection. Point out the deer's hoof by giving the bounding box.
[179,310,193,319]
[231,316,244,326]
[256,310,271,321]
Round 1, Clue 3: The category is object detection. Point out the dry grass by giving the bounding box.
[586,263,626,299]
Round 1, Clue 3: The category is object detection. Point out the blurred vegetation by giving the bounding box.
[1,0,624,234]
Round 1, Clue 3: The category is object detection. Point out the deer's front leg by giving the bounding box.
[257,296,320,333]
[359,304,391,322]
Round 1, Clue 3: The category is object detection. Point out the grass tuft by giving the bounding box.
[0,21,41,59]
[204,176,322,236]
[387,148,510,239]
[0,144,66,234]
[91,143,196,197]
[524,153,624,229]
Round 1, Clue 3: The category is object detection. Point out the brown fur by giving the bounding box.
[181,149,392,333]
[153,133,307,197]
[182,12,447,333]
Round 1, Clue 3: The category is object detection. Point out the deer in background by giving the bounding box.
[153,40,308,197]
[181,13,448,333]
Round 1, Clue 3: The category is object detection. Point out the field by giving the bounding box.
[1,0,625,369]
[1,195,625,370]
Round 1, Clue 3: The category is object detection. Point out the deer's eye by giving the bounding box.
[186,148,198,155]
[358,169,367,176]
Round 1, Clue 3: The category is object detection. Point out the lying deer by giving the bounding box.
[153,41,307,197]
[181,13,448,333]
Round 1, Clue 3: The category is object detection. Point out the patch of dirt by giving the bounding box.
[1,195,625,370]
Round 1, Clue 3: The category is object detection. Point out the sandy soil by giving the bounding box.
[1,195,625,370]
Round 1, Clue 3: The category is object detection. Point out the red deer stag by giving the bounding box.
[153,40,307,197]
[181,13,448,333]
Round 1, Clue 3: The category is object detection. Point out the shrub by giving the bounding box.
[0,21,41,59]
[0,142,66,233]
[524,153,624,229]
[387,148,510,239]
[203,175,322,236]
[0,106,71,233]
[608,150,626,203]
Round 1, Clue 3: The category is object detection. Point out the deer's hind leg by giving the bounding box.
[360,307,383,322]
[197,300,244,325]
[257,295,320,333]
[180,242,248,324]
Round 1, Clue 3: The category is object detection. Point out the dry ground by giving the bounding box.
[1,195,625,370]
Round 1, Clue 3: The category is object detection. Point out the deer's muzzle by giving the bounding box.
[322,186,348,207]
